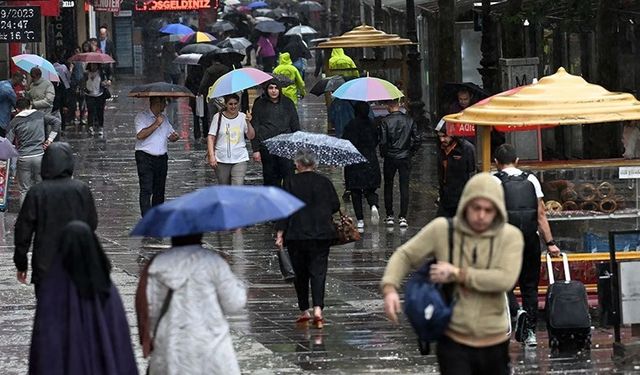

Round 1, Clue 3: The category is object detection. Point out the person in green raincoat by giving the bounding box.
[328,48,360,78]
[273,52,306,106]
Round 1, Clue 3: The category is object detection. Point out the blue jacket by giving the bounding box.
[0,80,17,129]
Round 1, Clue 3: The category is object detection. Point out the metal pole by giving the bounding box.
[88,5,97,38]
[405,0,426,133]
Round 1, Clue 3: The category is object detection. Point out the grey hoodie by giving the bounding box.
[26,78,55,114]
[7,109,61,157]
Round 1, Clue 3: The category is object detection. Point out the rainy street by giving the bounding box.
[1,77,640,374]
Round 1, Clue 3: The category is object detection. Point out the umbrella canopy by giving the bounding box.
[264,131,367,166]
[156,34,189,45]
[270,73,294,86]
[255,20,286,33]
[226,0,241,4]
[0,137,19,160]
[298,0,324,12]
[209,20,236,33]
[254,16,275,23]
[180,43,220,54]
[442,82,489,105]
[236,5,251,13]
[248,1,268,9]
[68,52,116,64]
[180,31,216,44]
[130,185,305,237]
[310,75,345,96]
[332,77,403,102]
[266,8,287,18]
[208,67,273,98]
[253,7,273,16]
[12,54,59,82]
[159,23,194,35]
[217,37,252,50]
[285,25,318,36]
[128,82,194,98]
[173,53,203,65]
[198,47,244,67]
[443,67,640,126]
[278,15,300,25]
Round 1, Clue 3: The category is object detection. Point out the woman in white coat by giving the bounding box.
[137,233,247,375]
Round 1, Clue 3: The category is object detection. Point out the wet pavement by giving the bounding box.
[1,75,640,374]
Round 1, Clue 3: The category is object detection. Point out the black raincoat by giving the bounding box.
[14,142,98,285]
[342,102,381,190]
[250,81,300,151]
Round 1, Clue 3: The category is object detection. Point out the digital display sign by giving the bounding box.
[0,6,41,43]
[135,0,216,11]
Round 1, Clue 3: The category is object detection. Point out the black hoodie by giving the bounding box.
[14,142,98,285]
[250,80,300,151]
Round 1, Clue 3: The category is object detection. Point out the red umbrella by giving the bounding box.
[68,52,116,64]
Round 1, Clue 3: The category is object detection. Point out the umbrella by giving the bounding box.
[173,53,203,65]
[225,0,241,4]
[209,20,236,33]
[159,23,194,35]
[253,8,273,16]
[68,52,116,64]
[217,37,252,50]
[180,31,217,44]
[208,67,273,98]
[278,15,300,25]
[266,8,287,19]
[180,43,220,54]
[298,0,324,12]
[248,1,268,9]
[255,20,286,33]
[130,185,305,237]
[332,77,403,102]
[0,137,19,160]
[264,131,368,167]
[285,25,318,36]
[310,75,345,96]
[12,54,59,82]
[156,34,189,44]
[270,73,294,86]
[255,16,275,23]
[128,82,194,98]
[236,5,251,13]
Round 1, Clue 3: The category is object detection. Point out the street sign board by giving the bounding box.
[0,6,41,43]
[134,0,216,11]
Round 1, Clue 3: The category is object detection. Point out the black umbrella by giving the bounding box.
[442,82,489,104]
[128,82,194,98]
[310,75,345,96]
[278,15,300,25]
[199,48,245,68]
[209,20,236,33]
[266,8,287,19]
[180,43,220,54]
[298,0,324,12]
[255,20,286,33]
[270,73,294,86]
[253,7,272,16]
[217,37,252,50]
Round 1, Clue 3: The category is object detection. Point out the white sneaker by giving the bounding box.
[385,216,394,226]
[98,129,104,137]
[399,217,408,228]
[524,329,537,347]
[370,205,379,225]
[356,220,364,229]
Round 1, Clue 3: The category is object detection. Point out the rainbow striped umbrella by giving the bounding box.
[12,54,59,82]
[180,31,216,44]
[332,77,403,102]
[207,67,273,99]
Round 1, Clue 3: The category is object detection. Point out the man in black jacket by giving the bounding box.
[379,100,420,228]
[251,79,300,187]
[14,142,98,296]
[435,120,476,217]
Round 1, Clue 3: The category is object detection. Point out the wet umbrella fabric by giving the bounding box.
[210,20,236,33]
[442,82,489,105]
[128,82,194,98]
[285,25,318,35]
[255,20,286,33]
[310,75,345,96]
[12,54,60,82]
[253,8,273,16]
[180,31,216,44]
[0,137,19,160]
[173,53,203,65]
[180,44,219,55]
[130,185,305,237]
[254,16,275,23]
[248,1,268,8]
[217,37,252,50]
[332,77,403,102]
[270,73,294,86]
[68,52,116,64]
[159,23,194,35]
[207,67,272,98]
[263,131,367,167]
[298,0,324,12]
[156,34,188,44]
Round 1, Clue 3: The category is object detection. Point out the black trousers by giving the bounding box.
[351,188,378,220]
[135,151,168,217]
[436,336,510,375]
[287,240,331,311]
[383,158,410,218]
[260,147,294,188]
[85,95,106,128]
[188,97,209,139]
[508,232,542,330]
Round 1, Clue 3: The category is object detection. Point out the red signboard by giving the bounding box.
[92,0,121,12]
[445,122,475,137]
[135,0,215,11]
[10,0,58,17]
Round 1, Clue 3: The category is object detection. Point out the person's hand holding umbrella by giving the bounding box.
[168,131,180,142]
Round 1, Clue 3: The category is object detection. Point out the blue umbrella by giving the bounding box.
[249,1,268,9]
[130,186,305,237]
[159,23,194,35]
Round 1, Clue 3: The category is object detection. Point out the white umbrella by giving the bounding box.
[226,0,241,4]
[255,16,275,23]
[285,25,318,36]
[173,53,203,65]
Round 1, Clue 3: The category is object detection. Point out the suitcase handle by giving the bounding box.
[546,252,570,284]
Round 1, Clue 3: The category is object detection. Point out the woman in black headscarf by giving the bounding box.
[29,221,138,375]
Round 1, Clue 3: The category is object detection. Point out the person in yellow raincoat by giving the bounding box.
[273,52,306,106]
[328,48,360,78]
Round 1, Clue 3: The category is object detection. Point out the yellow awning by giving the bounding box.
[315,25,414,49]
[443,67,640,126]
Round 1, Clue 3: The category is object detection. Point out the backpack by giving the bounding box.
[403,218,455,355]
[494,171,538,235]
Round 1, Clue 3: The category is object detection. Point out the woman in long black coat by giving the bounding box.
[275,149,340,329]
[342,101,381,229]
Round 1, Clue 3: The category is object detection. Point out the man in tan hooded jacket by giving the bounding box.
[381,172,523,375]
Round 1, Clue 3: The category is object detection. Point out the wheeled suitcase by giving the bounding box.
[545,253,591,351]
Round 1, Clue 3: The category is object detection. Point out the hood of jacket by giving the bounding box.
[454,172,507,237]
[331,48,345,59]
[41,142,74,179]
[149,245,199,290]
[278,52,293,65]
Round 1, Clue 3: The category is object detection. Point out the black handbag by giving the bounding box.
[277,248,295,283]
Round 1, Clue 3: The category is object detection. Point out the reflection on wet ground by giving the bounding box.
[0,75,639,374]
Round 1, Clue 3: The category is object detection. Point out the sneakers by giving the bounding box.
[399,217,408,228]
[88,126,95,135]
[524,329,537,347]
[514,309,528,343]
[370,205,379,225]
[98,129,104,137]
[385,216,394,226]
[356,220,364,229]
